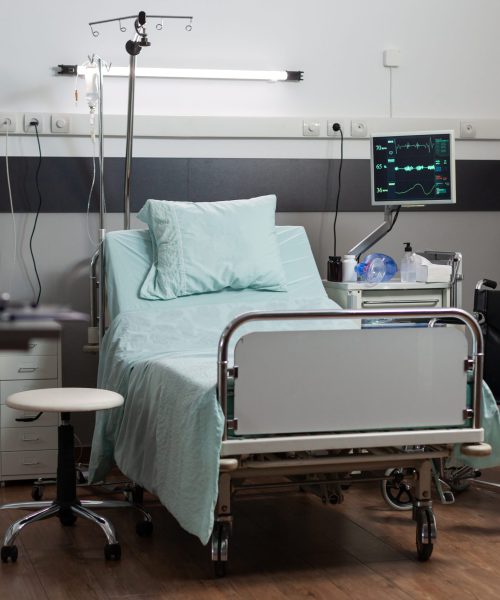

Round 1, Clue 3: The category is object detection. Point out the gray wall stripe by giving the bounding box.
[0,157,498,212]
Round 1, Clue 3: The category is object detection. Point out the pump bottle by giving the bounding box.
[400,242,417,283]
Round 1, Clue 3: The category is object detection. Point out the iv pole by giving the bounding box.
[85,12,193,232]
[123,13,148,230]
[120,12,193,229]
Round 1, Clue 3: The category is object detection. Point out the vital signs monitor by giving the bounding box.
[371,130,456,207]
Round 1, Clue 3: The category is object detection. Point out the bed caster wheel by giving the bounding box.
[328,490,344,505]
[415,508,436,562]
[381,468,414,511]
[136,520,153,537]
[59,510,77,526]
[131,486,144,505]
[76,469,88,484]
[211,521,230,577]
[31,485,44,501]
[443,467,474,493]
[104,543,121,561]
[416,537,433,561]
[448,479,471,493]
[1,545,18,563]
[442,490,455,504]
[214,560,226,578]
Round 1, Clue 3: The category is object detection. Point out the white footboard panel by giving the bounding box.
[233,327,468,436]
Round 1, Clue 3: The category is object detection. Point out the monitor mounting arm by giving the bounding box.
[348,205,400,258]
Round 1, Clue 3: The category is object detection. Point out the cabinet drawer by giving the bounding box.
[0,379,58,405]
[360,290,443,309]
[1,426,58,451]
[0,338,58,357]
[1,404,58,428]
[0,355,57,381]
[2,450,57,477]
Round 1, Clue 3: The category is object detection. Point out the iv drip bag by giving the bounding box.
[85,64,99,110]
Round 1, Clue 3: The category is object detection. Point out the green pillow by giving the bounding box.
[137,195,287,300]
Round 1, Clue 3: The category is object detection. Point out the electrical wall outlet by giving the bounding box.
[303,120,321,136]
[327,120,345,137]
[0,114,17,133]
[24,113,43,133]
[51,114,70,134]
[351,120,368,137]
[460,121,476,139]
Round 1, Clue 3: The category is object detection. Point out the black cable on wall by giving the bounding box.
[29,122,43,306]
[332,123,344,257]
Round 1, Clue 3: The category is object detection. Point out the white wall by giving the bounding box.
[4,0,500,119]
[2,0,500,442]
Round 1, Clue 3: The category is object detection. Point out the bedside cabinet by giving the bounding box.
[0,338,61,482]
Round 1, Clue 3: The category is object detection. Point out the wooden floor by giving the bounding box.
[1,469,500,599]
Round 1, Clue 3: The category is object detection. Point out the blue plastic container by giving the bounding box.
[355,253,398,284]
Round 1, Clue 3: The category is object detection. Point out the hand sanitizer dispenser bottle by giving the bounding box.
[400,242,417,283]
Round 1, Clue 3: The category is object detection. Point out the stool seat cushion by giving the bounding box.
[6,387,124,413]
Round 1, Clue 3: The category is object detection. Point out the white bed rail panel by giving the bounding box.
[233,326,468,436]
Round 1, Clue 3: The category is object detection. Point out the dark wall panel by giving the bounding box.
[0,157,498,212]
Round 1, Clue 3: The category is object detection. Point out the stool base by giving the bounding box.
[0,417,153,562]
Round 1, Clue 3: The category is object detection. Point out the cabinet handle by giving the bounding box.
[22,435,40,442]
[22,460,40,466]
[18,367,37,373]
[362,299,439,307]
[28,343,37,350]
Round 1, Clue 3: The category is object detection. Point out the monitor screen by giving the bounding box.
[371,130,456,206]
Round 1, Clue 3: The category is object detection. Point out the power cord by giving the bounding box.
[331,123,344,257]
[3,122,17,293]
[29,120,43,306]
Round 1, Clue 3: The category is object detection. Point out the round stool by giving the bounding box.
[0,388,151,563]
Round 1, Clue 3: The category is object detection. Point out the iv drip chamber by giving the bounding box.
[85,64,99,110]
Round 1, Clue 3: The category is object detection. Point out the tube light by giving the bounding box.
[75,65,302,81]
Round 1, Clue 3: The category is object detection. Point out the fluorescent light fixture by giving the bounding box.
[75,65,302,81]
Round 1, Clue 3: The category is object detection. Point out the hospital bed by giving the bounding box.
[88,225,488,576]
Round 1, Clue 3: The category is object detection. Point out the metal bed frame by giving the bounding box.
[211,307,488,576]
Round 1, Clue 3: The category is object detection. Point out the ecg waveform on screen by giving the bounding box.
[395,183,437,197]
[393,139,437,154]
[394,164,436,172]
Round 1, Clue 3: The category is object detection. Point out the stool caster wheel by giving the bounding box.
[104,543,121,561]
[31,483,43,502]
[31,485,44,501]
[136,520,153,537]
[1,545,18,563]
[59,510,77,526]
